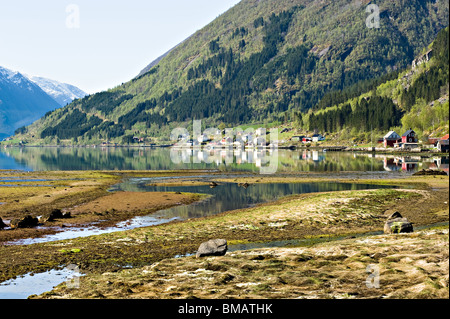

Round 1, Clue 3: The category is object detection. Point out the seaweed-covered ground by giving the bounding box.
[0,170,448,299]
[35,227,448,299]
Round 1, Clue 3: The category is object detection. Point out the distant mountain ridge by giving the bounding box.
[25,75,87,106]
[0,66,86,139]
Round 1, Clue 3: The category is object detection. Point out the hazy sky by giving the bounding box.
[0,0,241,94]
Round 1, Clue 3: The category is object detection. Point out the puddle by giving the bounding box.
[0,268,84,299]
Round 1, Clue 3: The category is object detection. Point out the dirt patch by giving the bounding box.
[72,191,197,214]
[0,170,205,243]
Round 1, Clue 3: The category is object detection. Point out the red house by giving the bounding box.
[402,129,418,144]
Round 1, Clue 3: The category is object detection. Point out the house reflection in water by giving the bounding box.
[394,156,421,172]
[382,155,449,173]
[430,157,449,174]
[381,155,420,172]
[383,157,402,172]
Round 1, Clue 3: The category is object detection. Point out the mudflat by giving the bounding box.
[0,170,448,299]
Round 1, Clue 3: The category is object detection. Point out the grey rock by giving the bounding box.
[39,209,64,223]
[384,212,413,234]
[196,239,228,258]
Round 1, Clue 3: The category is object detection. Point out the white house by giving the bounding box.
[383,131,401,147]
[197,134,209,143]
[255,128,266,136]
[312,134,325,142]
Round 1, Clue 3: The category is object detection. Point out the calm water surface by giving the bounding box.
[0,146,448,173]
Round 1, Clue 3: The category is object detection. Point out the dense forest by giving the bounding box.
[304,27,449,138]
[400,28,449,111]
[308,97,403,133]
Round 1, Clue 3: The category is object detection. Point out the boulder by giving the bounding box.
[39,209,64,223]
[238,182,250,189]
[384,212,413,234]
[10,215,39,229]
[196,239,228,258]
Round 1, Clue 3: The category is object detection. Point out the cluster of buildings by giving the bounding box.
[290,134,325,143]
[383,129,449,152]
[177,127,278,148]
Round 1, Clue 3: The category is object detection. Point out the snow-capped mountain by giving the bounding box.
[0,66,39,91]
[0,66,62,139]
[26,75,87,106]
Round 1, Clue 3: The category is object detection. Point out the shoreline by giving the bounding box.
[2,144,448,157]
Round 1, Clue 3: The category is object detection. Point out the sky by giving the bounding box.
[0,0,241,94]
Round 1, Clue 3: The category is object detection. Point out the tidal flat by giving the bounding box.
[0,169,448,299]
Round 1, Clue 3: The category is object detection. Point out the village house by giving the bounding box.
[291,135,304,142]
[402,129,418,144]
[437,134,449,152]
[383,131,401,147]
[255,128,266,136]
[302,137,312,143]
[311,134,325,142]
[197,134,209,143]
[221,136,233,145]
[394,129,419,149]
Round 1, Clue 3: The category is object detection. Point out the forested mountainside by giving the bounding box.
[302,27,449,142]
[13,0,449,145]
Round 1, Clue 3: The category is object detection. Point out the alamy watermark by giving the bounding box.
[366,4,380,29]
[66,4,80,29]
[65,264,81,289]
[365,264,380,289]
[170,120,279,174]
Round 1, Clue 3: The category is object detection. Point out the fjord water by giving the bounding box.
[0,146,447,172]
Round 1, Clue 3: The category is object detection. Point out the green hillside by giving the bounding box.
[302,27,449,145]
[12,0,449,145]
